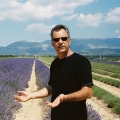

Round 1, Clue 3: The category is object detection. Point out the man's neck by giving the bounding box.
[58,49,74,59]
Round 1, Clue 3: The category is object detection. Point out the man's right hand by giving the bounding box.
[14,91,31,102]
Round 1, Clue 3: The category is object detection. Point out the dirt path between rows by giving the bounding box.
[93,72,120,81]
[87,73,120,120]
[87,97,120,120]
[14,61,49,120]
[93,80,120,97]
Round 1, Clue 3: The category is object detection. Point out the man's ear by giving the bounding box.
[69,38,71,45]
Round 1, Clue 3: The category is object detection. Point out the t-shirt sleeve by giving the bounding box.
[75,56,93,87]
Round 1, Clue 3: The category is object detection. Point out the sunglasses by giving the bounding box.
[52,37,68,42]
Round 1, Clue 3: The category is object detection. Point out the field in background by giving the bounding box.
[0,56,120,120]
[0,57,102,120]
[38,56,120,119]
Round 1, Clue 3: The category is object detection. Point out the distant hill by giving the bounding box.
[0,38,120,55]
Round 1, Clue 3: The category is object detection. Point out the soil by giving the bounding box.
[14,61,120,120]
[93,72,120,81]
[87,97,120,120]
[14,61,50,120]
[93,80,120,97]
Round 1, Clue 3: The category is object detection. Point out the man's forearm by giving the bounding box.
[63,86,92,102]
[30,86,52,99]
[46,86,92,108]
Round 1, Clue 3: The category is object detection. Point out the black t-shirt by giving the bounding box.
[48,53,93,120]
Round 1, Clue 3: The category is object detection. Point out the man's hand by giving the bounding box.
[46,94,64,108]
[14,91,31,102]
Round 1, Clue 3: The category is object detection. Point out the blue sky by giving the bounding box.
[0,0,120,46]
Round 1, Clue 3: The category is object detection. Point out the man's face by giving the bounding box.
[51,29,71,54]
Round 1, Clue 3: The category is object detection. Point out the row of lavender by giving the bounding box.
[0,58,34,120]
[35,59,102,120]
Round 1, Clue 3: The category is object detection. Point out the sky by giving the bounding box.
[0,0,120,46]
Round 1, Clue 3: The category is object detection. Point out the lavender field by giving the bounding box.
[0,58,34,119]
[0,58,101,120]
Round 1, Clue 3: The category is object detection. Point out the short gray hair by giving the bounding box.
[50,24,70,39]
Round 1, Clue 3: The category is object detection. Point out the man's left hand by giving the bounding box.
[46,94,64,108]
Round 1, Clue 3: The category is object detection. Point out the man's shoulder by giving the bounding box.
[73,53,87,60]
[51,57,59,65]
[73,53,90,64]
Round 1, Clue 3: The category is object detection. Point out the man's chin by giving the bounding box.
[58,50,67,54]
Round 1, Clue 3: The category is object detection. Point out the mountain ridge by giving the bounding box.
[0,38,120,55]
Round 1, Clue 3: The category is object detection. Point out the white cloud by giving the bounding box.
[61,14,78,21]
[76,13,103,27]
[115,30,120,38]
[29,0,94,7]
[30,40,40,42]
[115,30,120,33]
[26,23,55,33]
[2,1,55,21]
[0,0,94,21]
[105,7,120,24]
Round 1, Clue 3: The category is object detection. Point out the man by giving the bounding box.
[14,24,93,120]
